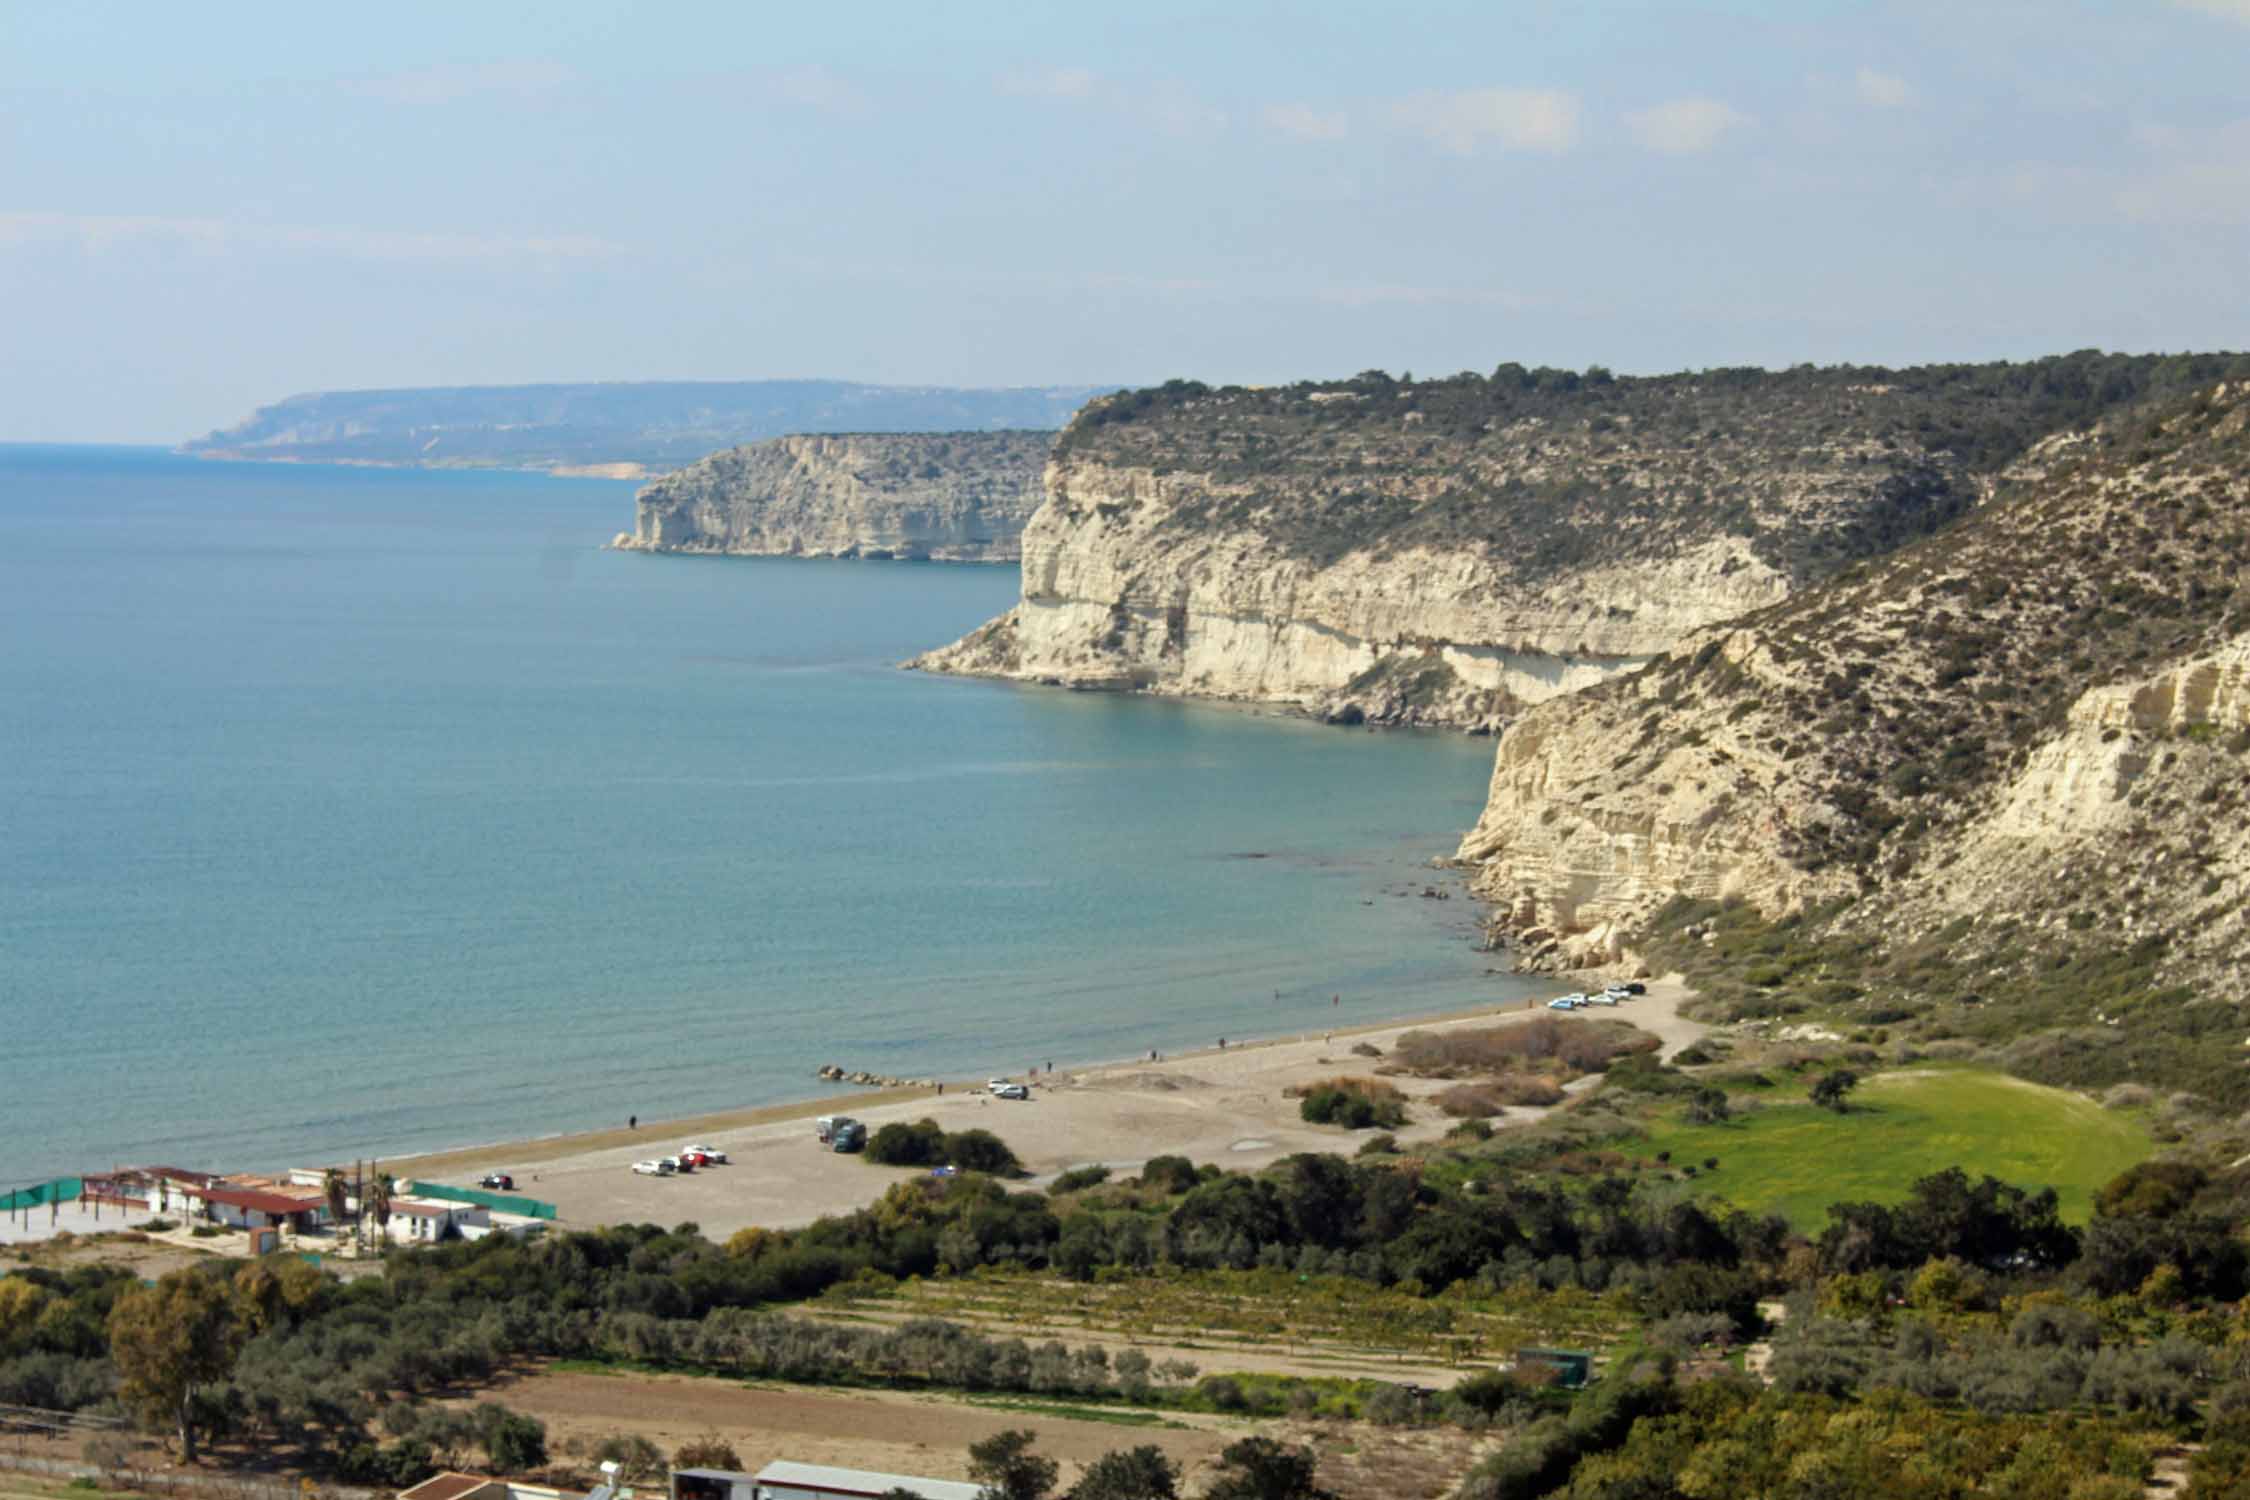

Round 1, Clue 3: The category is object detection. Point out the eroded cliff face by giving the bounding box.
[1456,382,2250,977]
[913,359,2243,729]
[617,431,1051,562]
[919,454,1789,729]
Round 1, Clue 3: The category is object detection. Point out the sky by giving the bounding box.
[4,1,2248,442]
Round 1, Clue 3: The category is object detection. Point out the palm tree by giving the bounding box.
[322,1167,348,1231]
[368,1172,395,1246]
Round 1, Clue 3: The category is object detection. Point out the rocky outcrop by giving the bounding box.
[1456,380,2250,975]
[617,431,1052,562]
[914,356,2250,729]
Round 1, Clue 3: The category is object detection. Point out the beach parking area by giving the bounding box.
[392,979,1701,1240]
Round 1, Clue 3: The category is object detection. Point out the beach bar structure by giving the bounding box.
[175,1182,330,1232]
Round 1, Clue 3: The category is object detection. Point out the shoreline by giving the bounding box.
[386,973,1699,1239]
[389,986,1571,1184]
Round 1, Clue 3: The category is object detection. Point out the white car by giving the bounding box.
[631,1159,673,1177]
[987,1077,1016,1091]
[681,1144,728,1164]
[1603,984,1633,999]
[1586,993,1618,1006]
[1547,997,1580,1011]
[992,1083,1030,1100]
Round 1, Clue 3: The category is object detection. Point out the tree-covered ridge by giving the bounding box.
[1051,351,2250,576]
[183,381,1107,471]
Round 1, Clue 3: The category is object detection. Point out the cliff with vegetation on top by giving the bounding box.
[912,354,2242,730]
[1457,377,2250,1100]
[617,431,1052,562]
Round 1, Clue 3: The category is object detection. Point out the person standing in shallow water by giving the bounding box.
[628,1115,636,1130]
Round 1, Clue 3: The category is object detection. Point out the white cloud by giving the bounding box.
[997,68,1225,136]
[0,211,621,265]
[1262,103,1347,142]
[2171,0,2250,22]
[996,66,1100,99]
[1391,88,1579,154]
[1622,96,1751,154]
[1855,67,1912,108]
[1142,81,1227,137]
[2114,119,2250,225]
[347,60,574,106]
[769,64,870,117]
[1313,282,1537,310]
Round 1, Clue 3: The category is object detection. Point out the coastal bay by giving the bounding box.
[0,446,1521,1191]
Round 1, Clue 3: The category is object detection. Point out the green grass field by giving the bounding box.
[1631,1066,2150,1227]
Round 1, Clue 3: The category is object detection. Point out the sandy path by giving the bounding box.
[393,980,1700,1240]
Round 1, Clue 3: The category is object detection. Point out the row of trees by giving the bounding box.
[966,1428,1331,1500]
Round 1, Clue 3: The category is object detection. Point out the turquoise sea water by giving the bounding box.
[0,446,1530,1188]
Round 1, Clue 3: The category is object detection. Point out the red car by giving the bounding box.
[679,1151,715,1169]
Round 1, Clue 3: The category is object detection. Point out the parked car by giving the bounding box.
[631,1159,672,1177]
[681,1144,728,1164]
[678,1151,713,1168]
[1583,992,1617,1006]
[992,1083,1030,1100]
[659,1155,691,1174]
[477,1173,515,1191]
[1547,997,1580,1010]
[816,1115,857,1144]
[1623,981,1648,995]
[831,1121,867,1153]
[986,1078,1017,1092]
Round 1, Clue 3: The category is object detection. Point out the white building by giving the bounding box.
[385,1198,490,1243]
[746,1463,983,1500]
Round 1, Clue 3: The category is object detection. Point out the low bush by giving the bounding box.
[1296,1077,1408,1130]
[1050,1165,1111,1194]
[1435,1083,1514,1118]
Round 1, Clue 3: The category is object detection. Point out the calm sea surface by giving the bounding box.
[0,446,1531,1188]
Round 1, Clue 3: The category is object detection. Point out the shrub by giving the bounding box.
[1050,1165,1111,1194]
[1356,1134,1399,1158]
[1434,1083,1513,1118]
[1295,1077,1408,1129]
[867,1119,947,1167]
[1139,1156,1203,1193]
[673,1433,743,1471]
[944,1129,1022,1176]
[1487,1075,1567,1107]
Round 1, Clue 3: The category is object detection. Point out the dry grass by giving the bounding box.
[1395,1018,1658,1079]
[1436,1078,1563,1115]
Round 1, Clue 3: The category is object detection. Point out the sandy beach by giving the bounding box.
[393,978,1702,1240]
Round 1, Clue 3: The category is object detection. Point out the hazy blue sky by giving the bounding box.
[5,1,2248,441]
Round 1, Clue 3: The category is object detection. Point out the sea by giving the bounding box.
[0,445,1536,1190]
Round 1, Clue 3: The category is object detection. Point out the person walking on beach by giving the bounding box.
[628,1115,637,1130]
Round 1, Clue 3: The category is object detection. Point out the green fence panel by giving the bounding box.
[405,1182,557,1220]
[0,1177,84,1213]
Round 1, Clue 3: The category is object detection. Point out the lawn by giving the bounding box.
[1631,1066,2151,1228]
